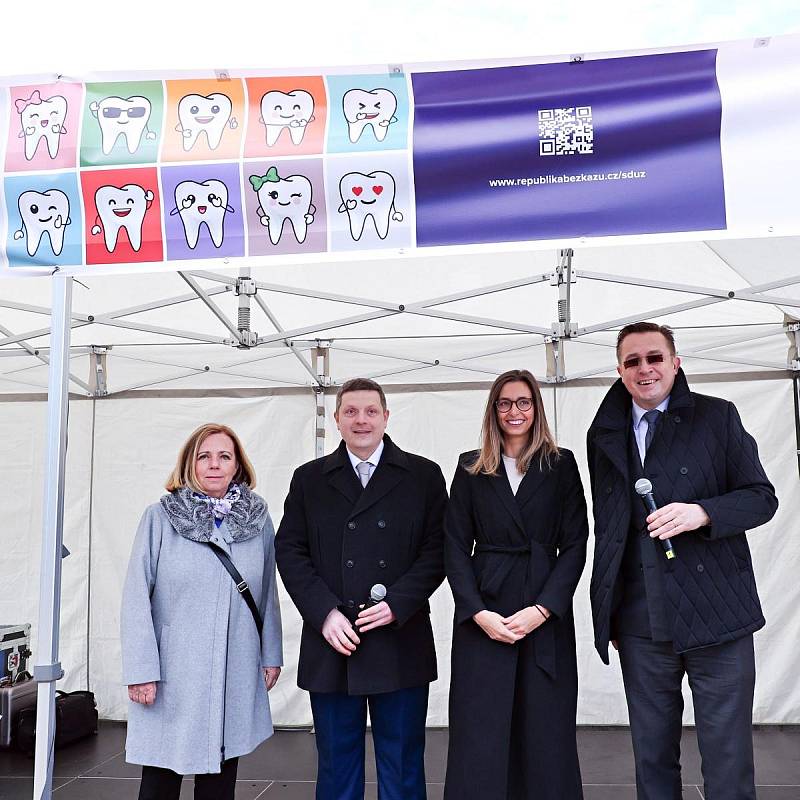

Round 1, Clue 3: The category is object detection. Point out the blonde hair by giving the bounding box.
[165,423,256,493]
[468,369,559,477]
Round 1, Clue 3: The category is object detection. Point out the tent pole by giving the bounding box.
[313,344,330,458]
[32,274,72,800]
[793,375,800,479]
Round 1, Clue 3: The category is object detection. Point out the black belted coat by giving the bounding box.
[275,435,447,695]
[444,448,588,799]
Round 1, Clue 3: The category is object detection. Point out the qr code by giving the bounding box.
[538,106,593,156]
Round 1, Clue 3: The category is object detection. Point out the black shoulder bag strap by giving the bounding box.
[207,541,264,639]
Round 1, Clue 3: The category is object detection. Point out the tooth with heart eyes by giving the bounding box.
[260,90,315,147]
[170,180,234,249]
[337,171,404,241]
[249,167,315,245]
[342,88,398,144]
[13,189,71,257]
[90,184,153,252]
[89,96,157,155]
[15,91,68,160]
[176,93,237,151]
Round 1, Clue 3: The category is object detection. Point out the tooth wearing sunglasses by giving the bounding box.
[90,96,156,155]
[622,353,666,370]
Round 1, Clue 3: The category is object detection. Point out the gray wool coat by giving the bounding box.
[120,501,283,775]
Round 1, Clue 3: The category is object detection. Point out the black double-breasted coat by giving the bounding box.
[275,435,447,695]
[444,448,588,800]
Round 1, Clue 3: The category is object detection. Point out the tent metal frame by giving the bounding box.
[2,248,800,396]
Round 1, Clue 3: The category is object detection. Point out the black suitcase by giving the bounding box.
[15,690,98,756]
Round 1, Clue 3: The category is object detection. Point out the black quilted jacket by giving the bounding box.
[587,370,778,663]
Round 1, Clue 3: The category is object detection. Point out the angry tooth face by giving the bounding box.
[260,90,315,146]
[342,89,398,143]
[176,93,234,151]
[250,167,315,245]
[15,189,71,257]
[337,171,403,241]
[92,184,152,252]
[90,96,154,155]
[170,179,233,249]
[16,92,68,160]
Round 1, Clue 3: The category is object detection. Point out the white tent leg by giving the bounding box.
[32,275,72,800]
[313,345,330,458]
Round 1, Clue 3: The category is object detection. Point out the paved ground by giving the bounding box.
[1,723,797,798]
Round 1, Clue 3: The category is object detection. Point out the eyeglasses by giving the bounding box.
[621,353,666,370]
[495,398,533,413]
[102,106,148,119]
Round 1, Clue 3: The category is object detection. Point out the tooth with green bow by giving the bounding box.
[249,167,315,245]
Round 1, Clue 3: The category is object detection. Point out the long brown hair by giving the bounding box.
[165,423,256,493]
[468,369,558,476]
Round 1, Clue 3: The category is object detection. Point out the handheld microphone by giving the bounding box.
[358,583,387,614]
[366,583,387,607]
[634,478,676,560]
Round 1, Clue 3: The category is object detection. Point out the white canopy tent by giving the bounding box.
[2,238,798,718]
[1,28,800,799]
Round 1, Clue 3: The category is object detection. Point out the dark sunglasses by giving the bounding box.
[495,397,533,413]
[102,106,148,119]
[622,353,666,370]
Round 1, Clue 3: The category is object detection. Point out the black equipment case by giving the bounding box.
[15,690,98,756]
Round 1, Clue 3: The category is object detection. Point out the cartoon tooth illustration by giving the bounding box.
[249,167,315,245]
[90,184,153,252]
[169,179,234,249]
[13,189,71,257]
[16,91,68,160]
[89,96,157,155]
[337,171,403,241]
[175,94,237,151]
[259,90,315,147]
[342,88,398,144]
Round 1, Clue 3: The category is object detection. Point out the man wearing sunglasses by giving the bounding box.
[586,321,777,800]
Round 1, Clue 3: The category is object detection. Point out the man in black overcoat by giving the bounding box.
[275,377,447,800]
[587,322,778,800]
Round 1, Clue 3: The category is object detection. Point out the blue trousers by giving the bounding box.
[310,685,429,800]
[618,634,756,800]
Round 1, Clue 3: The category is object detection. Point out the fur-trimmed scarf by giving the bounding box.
[160,483,268,543]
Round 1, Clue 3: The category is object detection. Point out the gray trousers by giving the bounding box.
[618,634,756,800]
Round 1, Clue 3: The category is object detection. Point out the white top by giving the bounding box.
[632,397,670,463]
[346,439,385,483]
[502,453,525,495]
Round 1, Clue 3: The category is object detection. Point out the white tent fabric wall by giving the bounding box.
[1,376,797,726]
[0,400,94,697]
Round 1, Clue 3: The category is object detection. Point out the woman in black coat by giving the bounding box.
[444,369,588,800]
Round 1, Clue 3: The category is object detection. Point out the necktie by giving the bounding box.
[356,461,372,488]
[643,409,662,453]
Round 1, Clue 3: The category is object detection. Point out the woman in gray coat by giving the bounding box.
[121,423,283,800]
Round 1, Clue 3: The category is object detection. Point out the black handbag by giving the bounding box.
[15,689,98,756]
[207,542,264,638]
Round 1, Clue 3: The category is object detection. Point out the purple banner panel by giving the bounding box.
[411,50,727,246]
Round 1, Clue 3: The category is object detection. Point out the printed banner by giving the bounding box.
[1,34,799,277]
[411,50,727,245]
